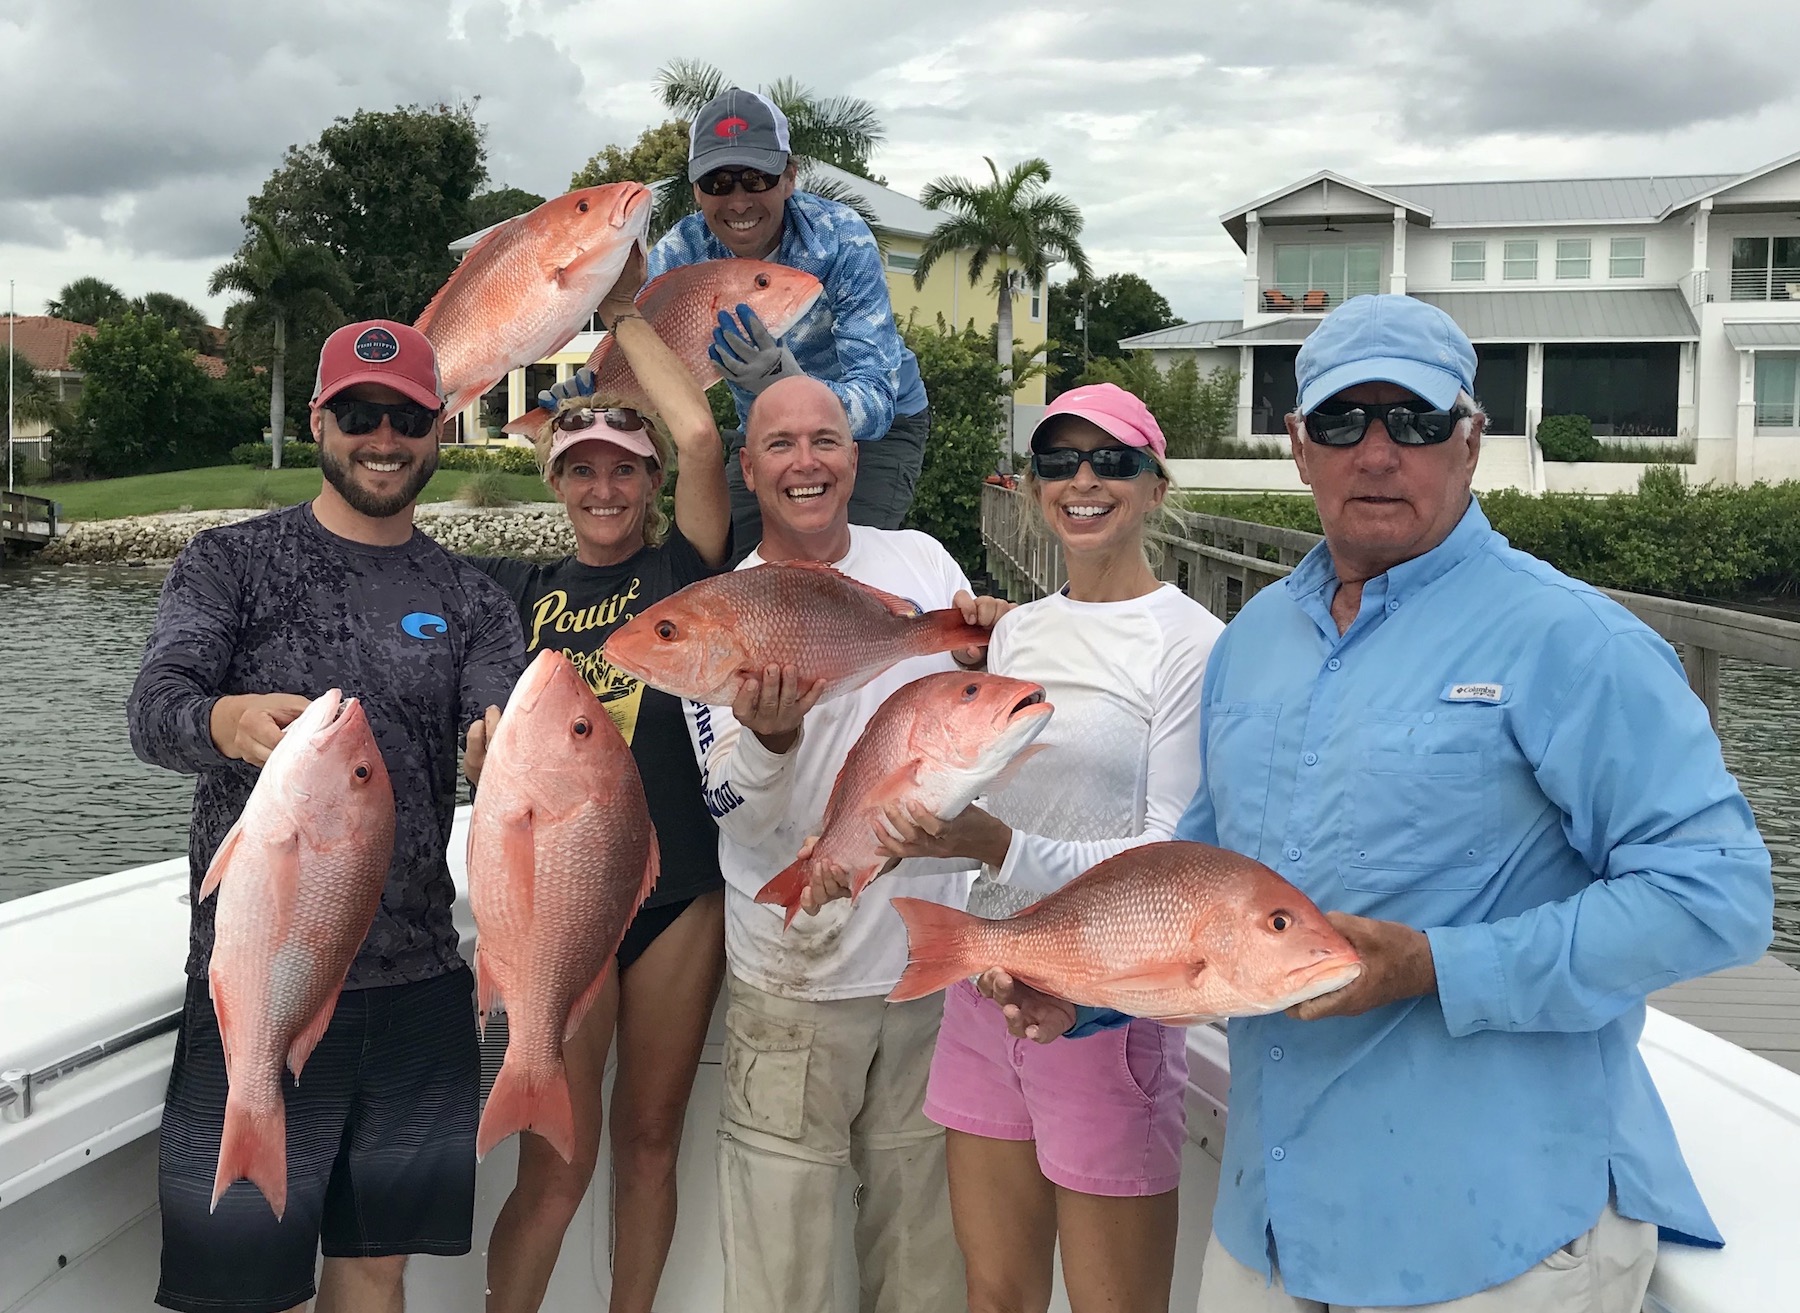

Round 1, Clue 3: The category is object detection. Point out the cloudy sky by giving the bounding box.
[4,0,1798,328]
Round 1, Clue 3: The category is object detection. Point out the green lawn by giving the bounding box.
[42,465,555,521]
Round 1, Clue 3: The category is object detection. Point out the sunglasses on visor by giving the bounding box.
[324,399,440,439]
[1029,445,1156,481]
[1303,399,1470,447]
[554,406,649,434]
[695,167,783,197]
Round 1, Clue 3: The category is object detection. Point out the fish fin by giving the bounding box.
[477,1055,576,1164]
[213,1088,287,1220]
[562,962,614,1042]
[984,742,1050,794]
[920,607,992,654]
[754,859,810,931]
[638,826,661,914]
[285,988,340,1083]
[210,973,236,1066]
[196,819,249,902]
[767,558,922,613]
[1150,1013,1223,1027]
[502,407,552,440]
[888,897,985,1002]
[475,942,508,1038]
[414,223,511,337]
[501,808,536,920]
[1094,960,1210,994]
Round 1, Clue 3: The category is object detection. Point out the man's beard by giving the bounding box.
[319,438,439,518]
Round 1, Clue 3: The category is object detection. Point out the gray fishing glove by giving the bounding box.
[709,303,802,395]
[537,367,596,413]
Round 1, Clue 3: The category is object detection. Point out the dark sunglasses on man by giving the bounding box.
[324,398,440,439]
[695,167,783,197]
[1029,445,1156,481]
[554,406,649,434]
[1303,398,1471,448]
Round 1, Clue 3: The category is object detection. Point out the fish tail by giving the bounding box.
[212,1091,287,1220]
[478,1055,576,1164]
[920,608,993,655]
[754,859,809,930]
[888,897,986,1002]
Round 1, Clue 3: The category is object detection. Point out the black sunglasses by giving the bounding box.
[1030,445,1156,481]
[325,398,439,439]
[695,167,783,197]
[1303,399,1470,448]
[554,406,648,434]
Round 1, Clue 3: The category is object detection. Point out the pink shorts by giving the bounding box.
[922,979,1187,1196]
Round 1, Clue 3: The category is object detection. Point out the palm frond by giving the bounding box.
[658,59,727,116]
[795,167,883,245]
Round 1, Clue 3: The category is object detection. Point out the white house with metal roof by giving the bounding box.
[1124,153,1800,489]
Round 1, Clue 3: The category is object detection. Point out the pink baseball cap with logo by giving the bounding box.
[311,320,444,410]
[1029,383,1167,462]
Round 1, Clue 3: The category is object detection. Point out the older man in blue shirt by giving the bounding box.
[1162,294,1773,1311]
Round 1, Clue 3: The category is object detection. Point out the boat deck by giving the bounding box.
[1652,954,1800,1075]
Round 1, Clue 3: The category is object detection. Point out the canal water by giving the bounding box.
[2,562,1798,965]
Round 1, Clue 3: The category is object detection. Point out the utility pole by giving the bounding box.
[7,280,14,493]
[1080,282,1091,369]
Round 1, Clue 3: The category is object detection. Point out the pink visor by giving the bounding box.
[544,408,659,468]
[1030,382,1166,461]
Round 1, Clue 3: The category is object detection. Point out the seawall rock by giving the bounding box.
[40,503,579,565]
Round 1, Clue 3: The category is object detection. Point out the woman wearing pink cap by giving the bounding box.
[466,250,731,1313]
[848,381,1224,1311]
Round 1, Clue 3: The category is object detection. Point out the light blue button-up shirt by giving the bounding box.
[649,191,928,441]
[1176,498,1773,1307]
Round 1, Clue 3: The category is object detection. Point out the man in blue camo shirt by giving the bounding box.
[649,87,930,563]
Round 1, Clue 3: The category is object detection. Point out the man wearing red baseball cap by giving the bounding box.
[129,320,526,1313]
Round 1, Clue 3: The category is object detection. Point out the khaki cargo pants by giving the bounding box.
[718,972,965,1313]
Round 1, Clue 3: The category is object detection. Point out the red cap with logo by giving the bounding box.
[311,320,444,411]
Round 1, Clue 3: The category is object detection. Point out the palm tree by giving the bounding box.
[45,277,128,325]
[3,344,73,462]
[914,158,1092,431]
[209,215,351,469]
[133,292,214,354]
[653,59,886,238]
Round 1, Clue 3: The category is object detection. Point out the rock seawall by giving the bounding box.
[39,504,579,565]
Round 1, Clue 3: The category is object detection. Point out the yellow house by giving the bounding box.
[447,165,1050,444]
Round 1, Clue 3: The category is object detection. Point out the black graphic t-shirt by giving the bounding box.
[127,503,527,988]
[468,529,724,908]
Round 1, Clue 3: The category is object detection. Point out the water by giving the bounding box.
[3,563,1799,964]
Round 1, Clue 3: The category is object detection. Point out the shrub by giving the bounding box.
[1535,414,1600,462]
[231,441,320,468]
[15,456,53,486]
[901,319,1006,573]
[436,444,540,475]
[457,471,515,507]
[1076,356,1240,458]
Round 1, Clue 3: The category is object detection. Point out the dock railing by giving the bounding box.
[0,489,57,557]
[980,483,1800,726]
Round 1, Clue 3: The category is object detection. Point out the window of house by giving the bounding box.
[1503,239,1537,280]
[1731,236,1800,301]
[1450,241,1486,282]
[1756,353,1800,430]
[1609,236,1646,279]
[1030,281,1042,321]
[1543,343,1679,436]
[885,249,920,275]
[1272,244,1382,309]
[1556,239,1591,279]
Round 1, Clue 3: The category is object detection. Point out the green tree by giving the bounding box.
[3,343,73,457]
[61,311,260,477]
[466,186,546,233]
[45,277,128,325]
[902,318,1007,572]
[1077,355,1240,458]
[914,157,1092,429]
[134,292,213,354]
[246,103,488,322]
[653,61,886,238]
[209,214,353,469]
[1047,273,1179,396]
[570,120,692,190]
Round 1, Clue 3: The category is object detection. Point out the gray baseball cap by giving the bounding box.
[688,88,792,182]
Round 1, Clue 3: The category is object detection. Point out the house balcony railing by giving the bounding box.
[1729,267,1800,302]
[1263,279,1382,314]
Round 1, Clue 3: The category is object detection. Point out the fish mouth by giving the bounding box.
[1011,689,1047,716]
[1279,955,1364,1006]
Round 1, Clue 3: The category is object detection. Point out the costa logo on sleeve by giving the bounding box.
[354,326,401,363]
[402,611,448,640]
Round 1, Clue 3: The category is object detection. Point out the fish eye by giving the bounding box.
[962,683,979,700]
[573,718,591,737]
[754,273,770,289]
[354,764,370,781]
[1269,911,1292,932]
[656,620,678,640]
[577,199,590,213]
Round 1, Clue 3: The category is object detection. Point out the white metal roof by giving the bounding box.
[1723,322,1800,350]
[1374,175,1734,227]
[1117,320,1244,349]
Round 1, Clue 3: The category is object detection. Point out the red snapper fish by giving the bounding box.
[467,648,660,1162]
[416,182,653,416]
[602,560,991,706]
[501,260,823,437]
[756,672,1054,926]
[203,690,395,1219]
[889,841,1363,1023]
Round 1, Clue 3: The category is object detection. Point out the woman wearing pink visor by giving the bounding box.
[873,381,1225,1311]
[465,248,731,1313]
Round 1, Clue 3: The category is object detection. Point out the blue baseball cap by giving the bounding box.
[1295,295,1477,416]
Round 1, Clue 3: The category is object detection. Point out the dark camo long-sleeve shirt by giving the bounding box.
[127,502,526,988]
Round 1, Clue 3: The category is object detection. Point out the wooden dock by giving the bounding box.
[0,488,57,560]
[1653,955,1800,1075]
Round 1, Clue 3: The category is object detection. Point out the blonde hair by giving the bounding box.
[1022,454,1180,569]
[539,407,675,549]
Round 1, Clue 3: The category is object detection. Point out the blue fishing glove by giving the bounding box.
[537,367,596,414]
[709,304,802,396]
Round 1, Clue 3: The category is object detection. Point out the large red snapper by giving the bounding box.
[602,560,990,706]
[500,260,823,437]
[467,648,659,1162]
[756,672,1054,927]
[202,689,395,1220]
[889,841,1363,1023]
[416,183,652,416]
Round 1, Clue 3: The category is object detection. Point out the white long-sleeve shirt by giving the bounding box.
[685,527,978,1000]
[967,584,1224,920]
